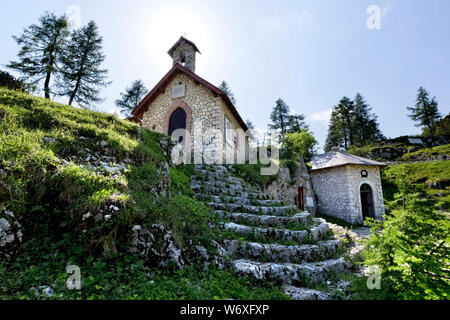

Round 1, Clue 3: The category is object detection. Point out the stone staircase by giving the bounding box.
[191,164,352,300]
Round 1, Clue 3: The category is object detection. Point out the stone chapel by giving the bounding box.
[131,36,249,162]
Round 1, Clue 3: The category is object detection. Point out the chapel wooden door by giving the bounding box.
[298,187,305,211]
[360,184,375,219]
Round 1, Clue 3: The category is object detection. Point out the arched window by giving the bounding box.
[360,184,375,220]
[169,107,187,143]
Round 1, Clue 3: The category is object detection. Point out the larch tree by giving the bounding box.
[115,80,148,117]
[7,12,69,100]
[407,87,442,138]
[57,21,110,107]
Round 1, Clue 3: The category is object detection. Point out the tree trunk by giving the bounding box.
[68,40,90,106]
[44,71,51,100]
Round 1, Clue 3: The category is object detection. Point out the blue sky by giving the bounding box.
[1,0,449,151]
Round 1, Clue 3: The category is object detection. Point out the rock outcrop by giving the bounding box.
[128,223,184,269]
[264,160,316,214]
[0,206,23,258]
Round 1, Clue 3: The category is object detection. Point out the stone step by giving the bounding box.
[208,203,298,216]
[213,211,312,228]
[191,181,262,197]
[195,194,284,206]
[284,286,330,300]
[231,257,348,287]
[222,240,342,263]
[223,220,330,244]
[194,164,231,173]
[191,180,260,193]
[191,185,262,198]
[191,174,242,185]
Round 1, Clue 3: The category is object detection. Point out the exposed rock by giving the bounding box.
[42,137,56,143]
[129,224,184,269]
[39,286,56,298]
[210,240,227,269]
[0,207,23,258]
[264,160,316,214]
[222,239,342,263]
[285,286,330,300]
[232,258,348,286]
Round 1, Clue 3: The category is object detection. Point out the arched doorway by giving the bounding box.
[168,107,187,143]
[360,184,375,220]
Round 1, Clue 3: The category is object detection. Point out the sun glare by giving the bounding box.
[145,4,211,73]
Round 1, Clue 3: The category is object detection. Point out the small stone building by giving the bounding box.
[309,151,386,225]
[131,37,249,163]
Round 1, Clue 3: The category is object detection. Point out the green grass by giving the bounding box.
[381,161,450,210]
[231,163,279,189]
[399,144,450,162]
[0,237,288,300]
[0,89,290,300]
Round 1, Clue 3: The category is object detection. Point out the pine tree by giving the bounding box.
[115,80,148,117]
[7,13,69,100]
[57,21,109,107]
[269,98,291,136]
[407,87,442,137]
[218,81,236,105]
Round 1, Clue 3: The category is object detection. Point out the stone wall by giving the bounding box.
[141,73,245,163]
[310,165,385,225]
[265,160,316,214]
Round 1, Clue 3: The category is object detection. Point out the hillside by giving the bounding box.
[347,137,450,211]
[0,89,292,299]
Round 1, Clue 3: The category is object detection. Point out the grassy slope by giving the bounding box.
[382,161,450,211]
[0,89,287,300]
[348,140,450,211]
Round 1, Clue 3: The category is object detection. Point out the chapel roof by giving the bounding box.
[167,36,201,57]
[130,63,248,132]
[309,151,386,171]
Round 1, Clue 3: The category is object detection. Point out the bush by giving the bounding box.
[363,191,449,300]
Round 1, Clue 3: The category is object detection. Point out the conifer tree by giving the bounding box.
[115,80,148,117]
[269,98,291,136]
[287,114,308,133]
[57,21,109,107]
[324,109,345,151]
[245,119,255,130]
[407,87,442,137]
[325,94,384,151]
[218,81,236,105]
[353,93,385,145]
[7,13,69,99]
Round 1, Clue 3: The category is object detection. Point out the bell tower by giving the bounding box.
[168,36,201,73]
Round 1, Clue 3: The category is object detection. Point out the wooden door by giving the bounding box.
[298,187,304,211]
